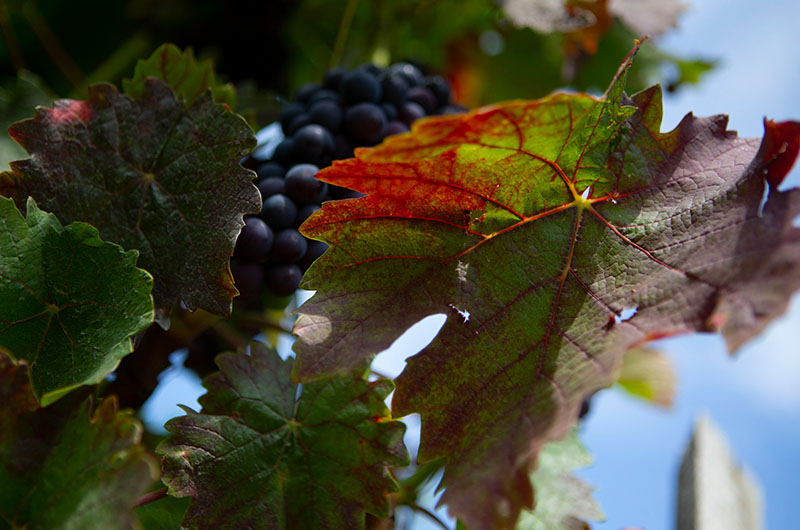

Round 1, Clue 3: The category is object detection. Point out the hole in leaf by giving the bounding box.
[793,214,800,228]
[140,348,204,433]
[615,306,638,323]
[372,314,446,379]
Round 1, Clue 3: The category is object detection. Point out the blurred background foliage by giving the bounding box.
[0,0,712,130]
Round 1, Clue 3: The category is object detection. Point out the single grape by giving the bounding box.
[341,69,381,104]
[266,263,303,297]
[287,113,312,136]
[256,161,285,181]
[344,102,386,145]
[309,100,343,133]
[292,124,334,164]
[406,86,437,114]
[272,228,308,263]
[381,73,410,107]
[322,66,347,91]
[234,216,274,261]
[397,101,426,126]
[294,82,320,103]
[261,194,297,229]
[257,177,285,199]
[272,138,295,166]
[389,62,424,87]
[285,163,327,205]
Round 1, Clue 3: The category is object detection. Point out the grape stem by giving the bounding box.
[330,0,359,68]
[135,487,168,508]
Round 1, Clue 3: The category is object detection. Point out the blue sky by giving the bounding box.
[143,1,800,528]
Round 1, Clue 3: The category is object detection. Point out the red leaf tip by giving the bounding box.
[760,118,800,188]
[50,99,92,124]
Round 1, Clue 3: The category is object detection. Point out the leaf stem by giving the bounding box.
[329,0,359,69]
[134,487,168,508]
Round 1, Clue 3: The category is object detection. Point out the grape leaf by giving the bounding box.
[517,430,603,529]
[136,495,191,530]
[0,77,261,317]
[123,43,237,109]
[0,196,154,405]
[616,346,675,407]
[0,356,158,529]
[158,343,408,530]
[292,49,800,529]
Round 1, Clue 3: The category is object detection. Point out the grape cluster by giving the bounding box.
[233,61,465,305]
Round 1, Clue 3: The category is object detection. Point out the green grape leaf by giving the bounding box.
[517,430,603,530]
[1,78,261,317]
[617,346,676,407]
[158,343,408,530]
[123,43,237,109]
[0,356,158,529]
[292,49,800,529]
[0,196,153,404]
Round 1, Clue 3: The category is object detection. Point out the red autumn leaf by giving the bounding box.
[292,49,800,529]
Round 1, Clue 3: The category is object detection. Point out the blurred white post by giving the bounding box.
[676,416,764,530]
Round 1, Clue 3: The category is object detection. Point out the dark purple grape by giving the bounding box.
[266,263,303,297]
[344,102,386,145]
[261,194,297,229]
[230,258,266,305]
[256,161,285,181]
[292,124,334,164]
[425,75,452,107]
[298,240,329,272]
[309,100,343,133]
[287,113,312,136]
[285,163,327,205]
[294,82,320,103]
[234,216,274,261]
[295,204,320,227]
[272,229,308,263]
[341,69,381,104]
[383,120,409,137]
[397,101,426,126]
[279,102,306,134]
[381,73,410,107]
[389,62,424,87]
[272,138,296,166]
[258,177,285,199]
[406,86,437,114]
[323,66,347,91]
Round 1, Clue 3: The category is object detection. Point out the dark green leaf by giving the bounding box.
[1,78,261,317]
[123,43,237,109]
[0,356,158,529]
[0,196,153,404]
[158,343,408,530]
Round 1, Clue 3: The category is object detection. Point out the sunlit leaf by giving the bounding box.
[293,48,800,528]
